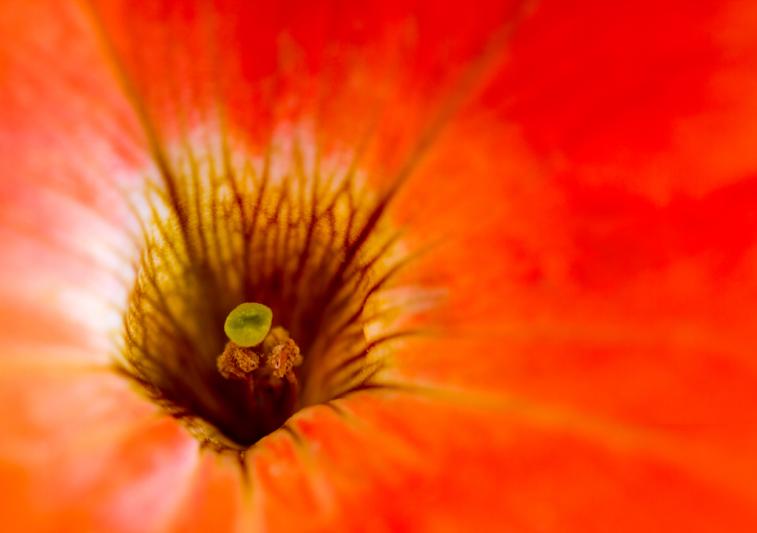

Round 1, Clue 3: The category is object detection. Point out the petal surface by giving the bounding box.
[2,0,757,531]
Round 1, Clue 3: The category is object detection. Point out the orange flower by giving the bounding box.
[2,0,757,531]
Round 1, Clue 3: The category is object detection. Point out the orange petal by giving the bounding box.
[0,367,199,532]
[3,0,757,531]
[0,0,146,367]
[250,393,757,531]
[167,452,249,533]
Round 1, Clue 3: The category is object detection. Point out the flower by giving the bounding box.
[2,0,757,531]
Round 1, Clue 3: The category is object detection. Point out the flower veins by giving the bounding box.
[119,136,419,450]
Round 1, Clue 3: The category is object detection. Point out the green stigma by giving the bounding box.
[224,302,273,347]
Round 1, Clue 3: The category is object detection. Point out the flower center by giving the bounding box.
[118,136,409,450]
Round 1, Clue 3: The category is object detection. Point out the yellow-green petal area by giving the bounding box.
[224,302,273,347]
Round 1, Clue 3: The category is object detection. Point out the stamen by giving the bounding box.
[216,342,260,381]
[266,337,303,379]
[216,303,302,402]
